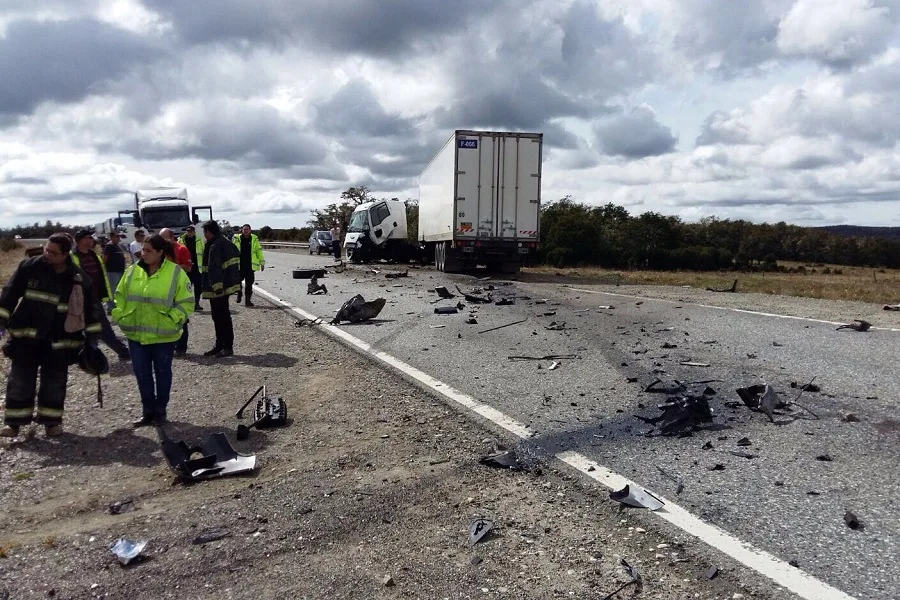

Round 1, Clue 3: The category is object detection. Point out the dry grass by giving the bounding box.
[523,261,900,304]
[0,244,39,283]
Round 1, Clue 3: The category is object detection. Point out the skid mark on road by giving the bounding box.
[255,284,857,600]
[565,287,900,332]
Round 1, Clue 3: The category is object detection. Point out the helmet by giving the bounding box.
[77,344,109,376]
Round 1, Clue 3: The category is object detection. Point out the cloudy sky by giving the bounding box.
[1,0,899,229]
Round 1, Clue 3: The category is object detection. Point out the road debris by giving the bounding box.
[469,518,494,546]
[844,511,864,530]
[836,319,872,332]
[479,449,524,470]
[306,274,328,295]
[108,499,134,515]
[661,342,678,349]
[548,361,560,371]
[160,432,257,482]
[705,566,719,580]
[842,413,860,422]
[110,539,147,566]
[384,270,408,279]
[478,318,528,334]
[236,392,289,441]
[884,304,900,311]
[655,464,685,495]
[434,306,458,314]
[544,321,571,331]
[736,384,784,422]
[736,437,752,446]
[706,279,738,293]
[466,317,478,324]
[292,268,326,280]
[816,454,833,462]
[601,559,643,599]
[508,354,581,361]
[598,305,615,309]
[636,395,714,435]
[294,318,323,327]
[729,450,754,459]
[609,484,664,510]
[790,381,821,392]
[644,378,686,394]
[455,285,491,303]
[680,361,710,367]
[434,286,455,299]
[192,528,232,545]
[331,294,386,324]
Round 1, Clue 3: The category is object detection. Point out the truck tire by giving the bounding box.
[434,242,444,272]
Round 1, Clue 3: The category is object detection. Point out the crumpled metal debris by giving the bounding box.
[836,319,871,332]
[636,394,714,435]
[469,518,494,546]
[609,484,665,510]
[479,449,524,470]
[455,285,491,303]
[161,432,257,482]
[331,294,386,324]
[110,538,148,565]
[736,384,784,422]
[384,270,408,279]
[434,286,454,299]
[306,275,328,295]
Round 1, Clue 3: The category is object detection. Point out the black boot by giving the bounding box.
[203,346,221,357]
[235,290,242,304]
[216,347,233,358]
[133,415,154,428]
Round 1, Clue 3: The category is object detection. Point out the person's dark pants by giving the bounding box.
[237,269,255,303]
[188,271,202,308]
[128,340,176,421]
[3,345,69,427]
[176,320,189,353]
[209,296,234,351]
[100,310,129,358]
[332,240,341,259]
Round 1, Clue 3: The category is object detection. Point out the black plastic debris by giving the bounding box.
[161,432,257,482]
[544,321,569,331]
[455,285,491,303]
[708,463,726,471]
[434,286,454,299]
[434,306,458,314]
[479,450,524,470]
[644,378,686,394]
[836,319,871,332]
[816,454,833,462]
[729,450,754,459]
[469,518,494,546]
[494,297,514,306]
[384,270,408,279]
[108,499,134,515]
[844,511,863,530]
[478,318,528,334]
[466,318,478,324]
[701,441,714,450]
[790,381,821,393]
[508,354,581,361]
[736,384,783,422]
[609,484,664,511]
[192,528,232,545]
[292,268,326,280]
[306,275,328,295]
[737,437,752,446]
[661,342,678,349]
[636,394,713,435]
[331,295,386,324]
[705,566,719,580]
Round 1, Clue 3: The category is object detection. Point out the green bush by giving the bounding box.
[0,237,22,252]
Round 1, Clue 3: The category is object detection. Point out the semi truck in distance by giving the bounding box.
[121,187,213,237]
[343,130,543,273]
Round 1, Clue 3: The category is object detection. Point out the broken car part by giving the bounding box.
[601,559,643,600]
[110,539,148,566]
[307,275,328,295]
[455,285,491,303]
[434,286,454,299]
[434,306,458,314]
[508,354,581,361]
[479,450,524,470]
[108,499,135,515]
[609,484,665,511]
[384,270,408,279]
[844,511,863,530]
[235,385,266,419]
[478,318,528,334]
[292,268,326,280]
[836,319,872,332]
[331,294,387,324]
[636,394,714,435]
[469,518,494,547]
[160,432,257,482]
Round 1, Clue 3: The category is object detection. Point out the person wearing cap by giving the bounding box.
[0,233,103,438]
[232,223,265,307]
[72,230,131,361]
[102,230,128,315]
[129,229,147,262]
[178,225,204,311]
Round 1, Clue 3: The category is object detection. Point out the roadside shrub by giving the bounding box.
[822,267,831,274]
[544,247,577,268]
[0,237,22,252]
[833,268,843,275]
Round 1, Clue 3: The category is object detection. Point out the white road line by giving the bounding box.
[254,284,857,600]
[565,286,900,332]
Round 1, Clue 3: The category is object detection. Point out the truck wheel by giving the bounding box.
[434,243,444,271]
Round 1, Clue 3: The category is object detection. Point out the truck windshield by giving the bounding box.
[116,215,134,226]
[348,210,369,232]
[142,207,191,229]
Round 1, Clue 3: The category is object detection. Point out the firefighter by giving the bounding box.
[0,233,102,438]
[112,234,194,426]
[177,225,204,311]
[201,220,241,357]
[232,223,265,307]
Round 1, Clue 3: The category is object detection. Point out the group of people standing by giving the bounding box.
[0,221,266,437]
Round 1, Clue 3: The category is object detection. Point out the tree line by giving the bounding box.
[539,196,900,270]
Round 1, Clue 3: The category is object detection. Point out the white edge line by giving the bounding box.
[254,284,857,600]
[565,286,900,333]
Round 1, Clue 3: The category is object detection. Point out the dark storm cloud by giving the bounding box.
[312,79,418,138]
[143,0,492,55]
[0,18,164,117]
[595,107,678,158]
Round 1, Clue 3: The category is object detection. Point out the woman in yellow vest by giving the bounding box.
[112,234,194,427]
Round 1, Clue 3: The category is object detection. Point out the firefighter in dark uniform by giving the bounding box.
[0,234,102,438]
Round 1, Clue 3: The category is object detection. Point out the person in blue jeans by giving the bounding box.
[111,234,194,427]
[102,230,128,314]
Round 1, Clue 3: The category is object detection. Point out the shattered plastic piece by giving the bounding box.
[110,539,147,565]
[729,450,754,459]
[434,306,458,314]
[816,454,833,462]
[455,285,491,303]
[331,295,386,324]
[680,361,710,367]
[306,275,328,295]
[468,518,494,546]
[544,321,569,331]
[609,484,664,511]
[844,511,863,530]
[701,441,714,450]
[161,433,257,482]
[736,437,752,446]
[494,298,514,306]
[736,384,783,422]
[759,385,778,422]
[384,270,408,279]
[884,304,900,311]
[637,394,714,435]
[644,379,686,394]
[434,286,454,299]
[108,499,134,515]
[790,381,821,392]
[705,566,719,580]
[479,450,524,470]
[292,268,326,280]
[548,361,560,371]
[836,319,871,332]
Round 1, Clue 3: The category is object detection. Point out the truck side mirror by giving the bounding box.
[192,214,200,224]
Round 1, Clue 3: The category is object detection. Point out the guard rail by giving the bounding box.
[259,241,309,249]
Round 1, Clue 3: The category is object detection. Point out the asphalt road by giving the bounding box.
[254,251,900,600]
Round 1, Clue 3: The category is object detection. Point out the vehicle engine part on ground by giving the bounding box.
[479,449,524,470]
[836,319,871,332]
[706,279,738,293]
[292,268,326,279]
[636,394,714,435]
[236,413,270,441]
[331,294,387,324]
[110,538,148,566]
[469,518,494,546]
[307,275,327,295]
[609,484,665,510]
[160,432,257,482]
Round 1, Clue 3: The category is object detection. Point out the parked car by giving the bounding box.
[308,230,333,254]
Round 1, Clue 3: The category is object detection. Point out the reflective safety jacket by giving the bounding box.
[202,234,241,299]
[178,234,205,271]
[112,258,194,345]
[71,249,113,302]
[0,255,102,357]
[232,233,265,271]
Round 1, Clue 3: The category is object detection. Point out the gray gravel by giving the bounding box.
[256,251,900,600]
